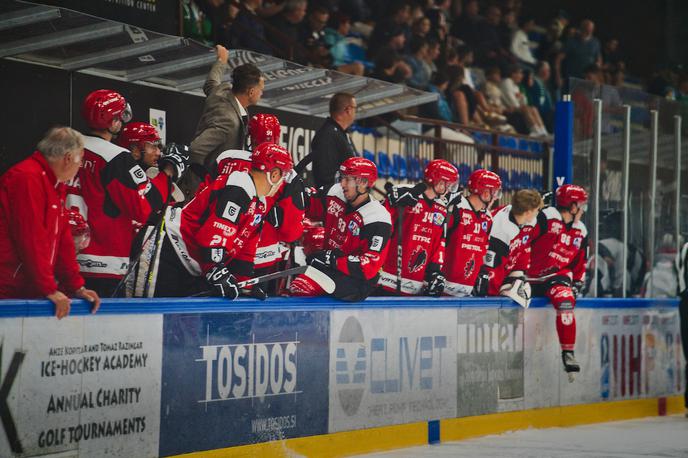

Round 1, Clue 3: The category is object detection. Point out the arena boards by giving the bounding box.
[0,297,682,457]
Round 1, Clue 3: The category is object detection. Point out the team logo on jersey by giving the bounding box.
[222,202,241,223]
[462,214,472,225]
[573,237,582,248]
[128,165,147,185]
[408,247,428,273]
[481,221,489,232]
[251,214,262,226]
[551,222,563,234]
[464,256,476,277]
[432,212,445,226]
[348,220,360,236]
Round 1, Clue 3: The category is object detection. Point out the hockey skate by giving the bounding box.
[562,350,580,382]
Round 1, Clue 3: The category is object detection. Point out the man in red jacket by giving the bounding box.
[0,127,100,318]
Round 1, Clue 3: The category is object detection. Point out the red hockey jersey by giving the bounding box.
[65,135,170,279]
[379,196,447,294]
[164,171,266,276]
[527,207,588,284]
[442,197,492,296]
[306,184,392,283]
[483,205,535,295]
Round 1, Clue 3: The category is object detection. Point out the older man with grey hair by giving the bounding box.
[0,127,100,319]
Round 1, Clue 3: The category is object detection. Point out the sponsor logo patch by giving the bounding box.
[129,165,147,185]
[370,235,383,252]
[222,202,241,223]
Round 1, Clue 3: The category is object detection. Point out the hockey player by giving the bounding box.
[65,90,189,296]
[528,184,589,376]
[378,159,458,296]
[442,169,502,297]
[132,142,294,297]
[474,189,543,306]
[290,157,392,301]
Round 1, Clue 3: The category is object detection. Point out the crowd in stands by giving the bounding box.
[182,0,629,137]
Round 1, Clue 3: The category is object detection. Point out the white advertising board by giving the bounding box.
[0,315,163,457]
[329,309,457,432]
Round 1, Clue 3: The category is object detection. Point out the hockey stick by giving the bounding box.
[524,272,558,282]
[190,265,309,297]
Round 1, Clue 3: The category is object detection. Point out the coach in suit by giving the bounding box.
[182,45,265,198]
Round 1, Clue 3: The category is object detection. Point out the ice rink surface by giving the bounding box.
[357,415,688,457]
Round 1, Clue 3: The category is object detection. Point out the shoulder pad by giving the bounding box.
[542,206,562,221]
[327,183,346,200]
[572,220,588,237]
[358,198,392,226]
[83,135,130,162]
[490,205,520,245]
[225,171,257,199]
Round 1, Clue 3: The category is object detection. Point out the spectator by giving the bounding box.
[499,8,518,51]
[450,0,482,47]
[368,3,411,60]
[310,92,357,189]
[456,44,478,89]
[404,36,431,89]
[511,16,537,68]
[267,0,308,62]
[189,45,264,176]
[675,241,688,415]
[424,37,442,78]
[300,5,332,67]
[562,19,602,79]
[411,16,432,39]
[474,4,510,68]
[226,0,274,55]
[0,127,100,318]
[526,61,555,131]
[420,71,453,122]
[447,65,481,125]
[323,13,366,75]
[602,38,624,70]
[371,50,412,84]
[66,90,177,297]
[500,65,549,136]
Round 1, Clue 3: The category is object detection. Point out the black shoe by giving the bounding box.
[562,350,580,373]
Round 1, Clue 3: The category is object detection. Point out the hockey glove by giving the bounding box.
[307,249,341,270]
[160,143,191,181]
[205,265,239,299]
[572,280,585,298]
[385,182,427,207]
[265,206,285,228]
[282,176,308,210]
[424,271,445,297]
[473,271,490,297]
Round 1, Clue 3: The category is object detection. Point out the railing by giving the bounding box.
[349,116,551,201]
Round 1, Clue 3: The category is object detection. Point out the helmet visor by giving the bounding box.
[121,103,133,123]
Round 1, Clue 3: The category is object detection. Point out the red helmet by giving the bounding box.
[301,220,326,256]
[252,142,294,174]
[66,208,91,252]
[82,89,132,130]
[556,184,588,208]
[116,122,161,148]
[249,114,281,146]
[424,159,459,188]
[338,157,378,184]
[467,169,502,195]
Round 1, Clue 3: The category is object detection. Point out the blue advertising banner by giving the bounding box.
[158,311,329,456]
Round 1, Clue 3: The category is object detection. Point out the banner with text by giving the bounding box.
[329,309,458,432]
[0,315,162,457]
[158,311,329,456]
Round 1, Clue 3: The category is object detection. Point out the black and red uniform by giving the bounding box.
[528,206,588,351]
[148,170,267,296]
[482,205,534,294]
[290,184,392,301]
[442,197,492,296]
[65,135,171,286]
[379,196,447,295]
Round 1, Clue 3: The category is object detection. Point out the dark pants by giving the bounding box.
[152,237,208,297]
[84,277,120,298]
